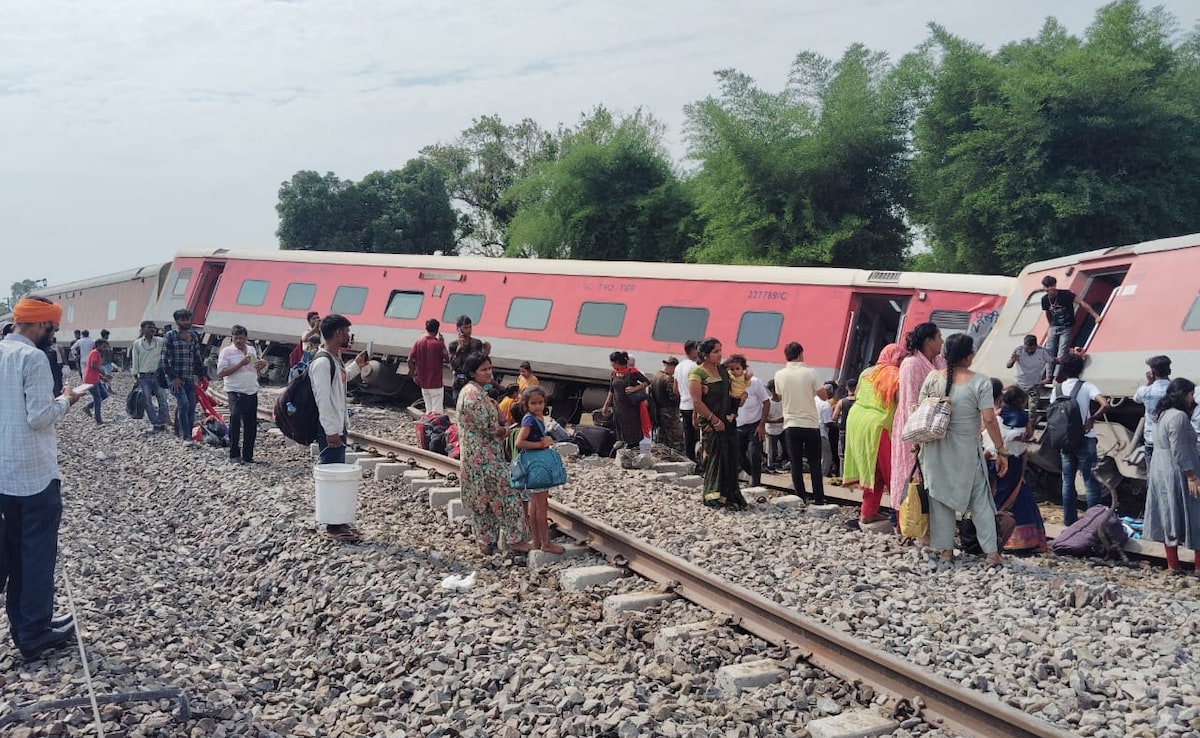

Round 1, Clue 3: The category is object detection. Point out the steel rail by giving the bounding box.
[231,395,1072,737]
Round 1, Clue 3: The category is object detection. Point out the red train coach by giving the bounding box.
[974,232,1200,488]
[158,249,1013,411]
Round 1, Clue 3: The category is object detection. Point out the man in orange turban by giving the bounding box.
[1,296,84,660]
[12,298,64,326]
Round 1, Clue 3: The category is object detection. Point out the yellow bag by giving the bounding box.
[899,461,929,538]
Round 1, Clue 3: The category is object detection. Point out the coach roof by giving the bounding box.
[175,249,1013,295]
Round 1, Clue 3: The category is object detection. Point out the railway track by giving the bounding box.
[227,396,1072,738]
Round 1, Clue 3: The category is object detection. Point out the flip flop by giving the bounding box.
[325,527,361,543]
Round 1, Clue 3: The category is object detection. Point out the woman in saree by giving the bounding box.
[456,352,529,554]
[688,338,746,509]
[891,322,946,534]
[601,350,650,447]
[841,344,904,525]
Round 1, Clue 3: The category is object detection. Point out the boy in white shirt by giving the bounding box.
[765,380,787,473]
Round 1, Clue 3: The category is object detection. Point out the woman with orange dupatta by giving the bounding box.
[841,344,904,525]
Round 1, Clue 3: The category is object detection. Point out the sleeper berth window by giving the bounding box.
[384,290,424,320]
[652,306,709,343]
[442,293,485,325]
[736,311,783,349]
[576,301,627,337]
[282,282,317,311]
[331,286,369,315]
[171,268,192,297]
[506,297,552,331]
[1011,291,1047,336]
[236,279,270,307]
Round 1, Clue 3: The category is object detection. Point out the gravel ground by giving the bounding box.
[554,461,1200,738]
[1,375,953,737]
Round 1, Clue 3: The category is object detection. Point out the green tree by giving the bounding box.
[276,162,457,254]
[906,1,1200,274]
[502,107,695,262]
[684,44,911,269]
[420,116,557,255]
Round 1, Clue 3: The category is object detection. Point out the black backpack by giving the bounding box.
[274,350,335,445]
[1044,379,1085,452]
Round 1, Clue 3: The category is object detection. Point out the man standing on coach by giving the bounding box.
[408,318,449,414]
[0,298,83,660]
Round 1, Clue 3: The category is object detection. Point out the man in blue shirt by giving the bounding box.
[1,298,84,660]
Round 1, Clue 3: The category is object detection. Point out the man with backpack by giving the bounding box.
[1046,354,1109,525]
[310,314,368,542]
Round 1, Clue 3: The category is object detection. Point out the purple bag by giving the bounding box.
[1050,505,1128,558]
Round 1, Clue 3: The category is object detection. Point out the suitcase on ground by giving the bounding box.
[572,425,616,457]
[1050,504,1128,558]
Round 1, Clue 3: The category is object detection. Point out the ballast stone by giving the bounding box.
[806,711,898,738]
[553,442,579,459]
[771,495,805,507]
[559,565,626,592]
[673,475,704,489]
[715,659,786,695]
[602,591,677,621]
[655,472,678,483]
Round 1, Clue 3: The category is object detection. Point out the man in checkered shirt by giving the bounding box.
[163,308,206,441]
[1,297,85,660]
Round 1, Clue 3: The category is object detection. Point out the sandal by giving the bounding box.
[540,542,565,554]
[509,541,535,553]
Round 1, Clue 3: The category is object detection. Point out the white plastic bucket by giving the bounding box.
[313,463,361,524]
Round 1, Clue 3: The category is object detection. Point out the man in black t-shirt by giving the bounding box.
[1040,275,1102,373]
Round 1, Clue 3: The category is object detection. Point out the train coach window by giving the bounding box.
[66,305,75,323]
[653,306,709,343]
[736,311,783,349]
[236,279,270,307]
[576,301,626,337]
[443,293,485,325]
[331,286,369,315]
[506,297,552,331]
[1010,291,1047,336]
[1184,295,1200,331]
[107,300,118,321]
[171,268,192,297]
[282,282,317,311]
[385,290,424,320]
[930,309,970,338]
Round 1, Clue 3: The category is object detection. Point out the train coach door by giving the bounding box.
[1076,267,1128,352]
[838,294,908,381]
[188,261,225,327]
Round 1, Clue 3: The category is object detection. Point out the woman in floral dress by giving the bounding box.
[456,352,529,554]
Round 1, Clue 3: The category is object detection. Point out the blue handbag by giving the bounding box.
[509,448,567,490]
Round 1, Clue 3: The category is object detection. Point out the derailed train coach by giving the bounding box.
[974,232,1200,496]
[152,248,1014,416]
[31,263,172,361]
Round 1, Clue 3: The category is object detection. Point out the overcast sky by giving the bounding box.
[2,0,1197,295]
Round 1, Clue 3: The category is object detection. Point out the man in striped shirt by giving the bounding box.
[1,298,84,660]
